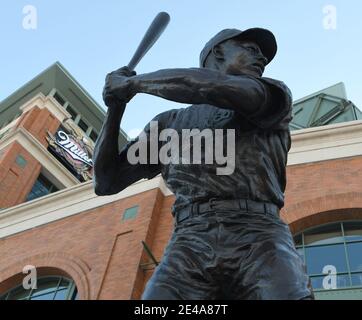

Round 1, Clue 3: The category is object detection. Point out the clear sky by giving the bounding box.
[1,0,361,137]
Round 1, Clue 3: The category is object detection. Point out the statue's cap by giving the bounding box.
[199,28,277,67]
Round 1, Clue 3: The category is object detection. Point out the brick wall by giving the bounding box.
[282,156,362,233]
[15,107,60,147]
[0,106,61,208]
[0,142,41,208]
[0,189,166,300]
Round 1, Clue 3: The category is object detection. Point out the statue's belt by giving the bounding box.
[174,198,280,224]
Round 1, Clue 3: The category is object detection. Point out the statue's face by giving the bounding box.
[214,39,268,77]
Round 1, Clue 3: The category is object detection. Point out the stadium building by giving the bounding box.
[0,62,362,300]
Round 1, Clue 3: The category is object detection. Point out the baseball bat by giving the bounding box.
[104,12,170,107]
[127,12,170,71]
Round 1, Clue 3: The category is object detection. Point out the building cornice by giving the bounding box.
[0,175,172,239]
[289,120,362,165]
[20,92,71,123]
[0,93,71,137]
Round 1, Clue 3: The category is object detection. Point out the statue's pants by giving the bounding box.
[142,208,314,300]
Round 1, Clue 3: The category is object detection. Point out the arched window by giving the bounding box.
[0,276,78,300]
[294,221,362,291]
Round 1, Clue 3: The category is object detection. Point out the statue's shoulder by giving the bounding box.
[153,108,180,120]
[260,77,293,101]
[151,108,186,128]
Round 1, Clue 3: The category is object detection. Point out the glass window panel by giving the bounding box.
[304,223,343,245]
[38,175,58,192]
[305,244,348,275]
[311,274,351,290]
[351,273,362,287]
[26,174,59,202]
[30,291,56,300]
[1,277,76,300]
[347,242,362,272]
[296,248,305,262]
[54,92,66,106]
[78,119,89,132]
[31,278,60,297]
[66,105,78,120]
[73,290,79,300]
[0,295,6,300]
[337,274,351,289]
[343,221,362,242]
[54,289,68,300]
[89,130,98,142]
[7,286,31,300]
[294,234,303,246]
[310,276,324,290]
[59,278,69,288]
[26,179,49,201]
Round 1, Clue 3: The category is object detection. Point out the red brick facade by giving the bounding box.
[0,142,41,208]
[283,157,362,233]
[0,107,60,209]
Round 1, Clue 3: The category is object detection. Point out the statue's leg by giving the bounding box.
[222,211,314,300]
[142,216,220,300]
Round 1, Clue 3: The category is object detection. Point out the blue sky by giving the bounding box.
[1,1,361,137]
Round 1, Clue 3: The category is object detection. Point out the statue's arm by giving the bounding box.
[93,104,130,196]
[113,68,268,116]
[110,68,291,129]
[93,103,164,196]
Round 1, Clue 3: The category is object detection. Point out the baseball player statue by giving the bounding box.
[93,27,314,300]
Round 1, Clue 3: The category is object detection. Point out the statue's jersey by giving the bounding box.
[120,77,293,212]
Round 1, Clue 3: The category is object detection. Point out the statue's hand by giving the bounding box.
[103,66,137,107]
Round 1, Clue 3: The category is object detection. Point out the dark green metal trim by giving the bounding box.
[142,241,159,267]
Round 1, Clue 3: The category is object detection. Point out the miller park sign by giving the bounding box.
[47,129,93,181]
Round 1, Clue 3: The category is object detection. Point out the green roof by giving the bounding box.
[0,61,128,146]
[291,83,362,130]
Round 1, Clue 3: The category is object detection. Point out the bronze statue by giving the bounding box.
[93,28,314,300]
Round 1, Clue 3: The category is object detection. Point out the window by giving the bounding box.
[294,221,362,291]
[53,92,66,106]
[66,105,78,120]
[78,118,89,133]
[0,276,78,300]
[89,129,98,142]
[26,173,59,202]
